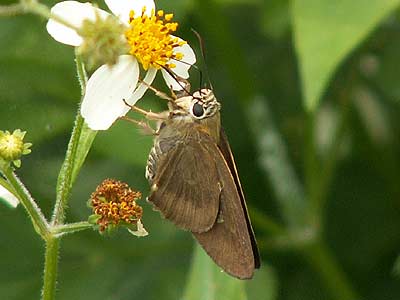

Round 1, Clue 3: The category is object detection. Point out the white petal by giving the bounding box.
[105,0,155,24]
[162,42,196,90]
[0,185,18,208]
[122,67,157,115]
[127,220,148,237]
[80,55,139,130]
[46,1,109,46]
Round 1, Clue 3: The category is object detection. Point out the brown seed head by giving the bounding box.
[89,179,142,232]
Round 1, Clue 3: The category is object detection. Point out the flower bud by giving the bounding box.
[0,129,32,168]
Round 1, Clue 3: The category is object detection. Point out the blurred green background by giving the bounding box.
[1,0,400,299]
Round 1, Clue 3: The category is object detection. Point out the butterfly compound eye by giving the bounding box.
[192,102,205,118]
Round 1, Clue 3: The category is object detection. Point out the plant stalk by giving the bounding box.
[51,53,88,225]
[0,3,24,16]
[51,221,93,236]
[42,237,60,300]
[1,165,49,238]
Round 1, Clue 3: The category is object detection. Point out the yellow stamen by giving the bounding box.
[165,13,173,21]
[125,9,186,70]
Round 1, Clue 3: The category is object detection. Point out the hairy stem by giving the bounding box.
[42,237,60,300]
[0,3,24,16]
[1,165,49,238]
[51,221,93,236]
[51,114,84,225]
[51,53,89,225]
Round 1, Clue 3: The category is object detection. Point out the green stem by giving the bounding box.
[75,52,88,92]
[1,165,49,238]
[51,221,93,236]
[42,237,60,300]
[0,3,24,16]
[22,0,80,32]
[51,53,88,226]
[51,114,84,225]
[0,175,18,198]
[303,241,360,300]
[41,51,90,300]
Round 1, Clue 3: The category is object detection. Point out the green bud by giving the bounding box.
[0,129,32,168]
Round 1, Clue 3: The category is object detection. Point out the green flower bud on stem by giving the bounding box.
[0,129,32,168]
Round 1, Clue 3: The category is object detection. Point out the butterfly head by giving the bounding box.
[173,89,221,120]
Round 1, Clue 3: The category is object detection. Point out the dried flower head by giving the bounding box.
[89,178,145,234]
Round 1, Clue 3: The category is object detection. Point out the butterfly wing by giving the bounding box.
[147,127,221,233]
[218,129,261,269]
[192,132,257,279]
[148,124,258,279]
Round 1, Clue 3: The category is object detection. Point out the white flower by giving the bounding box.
[0,185,18,208]
[46,0,196,130]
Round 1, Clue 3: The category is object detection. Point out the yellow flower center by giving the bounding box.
[124,8,186,70]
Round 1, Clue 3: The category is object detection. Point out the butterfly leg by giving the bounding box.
[122,99,169,121]
[138,78,176,102]
[118,116,157,135]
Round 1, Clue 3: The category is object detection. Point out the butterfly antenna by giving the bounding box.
[191,28,213,90]
[170,57,203,91]
[159,64,193,97]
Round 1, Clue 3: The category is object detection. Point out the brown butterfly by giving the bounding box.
[142,88,260,279]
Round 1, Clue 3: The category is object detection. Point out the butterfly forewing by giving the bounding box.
[218,129,261,269]
[192,133,256,279]
[147,128,221,233]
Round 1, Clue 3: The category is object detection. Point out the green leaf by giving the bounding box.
[182,244,247,300]
[70,122,97,184]
[292,0,400,111]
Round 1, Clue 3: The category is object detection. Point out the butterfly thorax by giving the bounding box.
[146,89,221,183]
